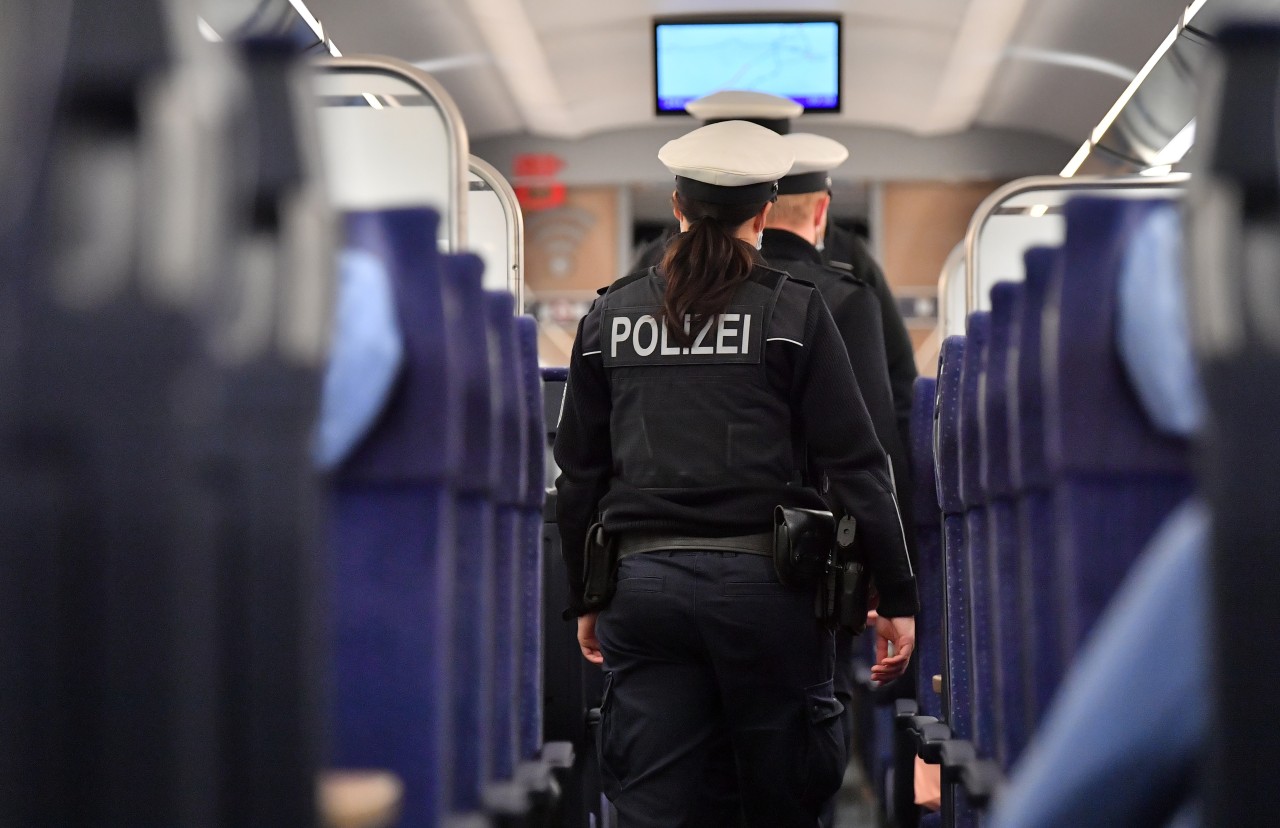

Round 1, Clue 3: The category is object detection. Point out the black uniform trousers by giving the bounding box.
[595,550,845,828]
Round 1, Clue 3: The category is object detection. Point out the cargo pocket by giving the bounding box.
[595,670,625,798]
[800,678,846,808]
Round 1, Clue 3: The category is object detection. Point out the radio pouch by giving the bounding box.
[581,522,618,611]
[772,505,836,588]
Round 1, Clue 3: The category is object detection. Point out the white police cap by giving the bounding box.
[658,120,795,205]
[684,90,804,121]
[778,133,849,194]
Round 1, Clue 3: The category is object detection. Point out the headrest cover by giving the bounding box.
[684,90,803,121]
[660,120,794,206]
[1117,203,1205,437]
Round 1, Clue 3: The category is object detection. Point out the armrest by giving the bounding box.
[956,758,1004,806]
[482,779,533,824]
[540,740,575,770]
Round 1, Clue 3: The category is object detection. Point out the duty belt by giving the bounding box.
[616,531,774,559]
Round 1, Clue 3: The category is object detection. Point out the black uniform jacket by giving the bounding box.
[760,228,916,550]
[554,265,918,618]
[821,222,918,454]
[633,224,918,454]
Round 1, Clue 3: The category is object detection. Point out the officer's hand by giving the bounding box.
[578,611,604,664]
[869,611,915,684]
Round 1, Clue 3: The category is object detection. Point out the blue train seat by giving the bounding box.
[958,311,994,761]
[516,317,548,763]
[329,207,462,826]
[992,197,1208,828]
[990,501,1209,828]
[443,253,499,815]
[934,336,970,743]
[980,282,1027,770]
[1044,198,1192,660]
[911,376,943,721]
[1008,247,1062,725]
[486,291,527,786]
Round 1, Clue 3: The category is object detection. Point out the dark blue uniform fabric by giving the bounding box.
[595,550,841,828]
[556,265,916,827]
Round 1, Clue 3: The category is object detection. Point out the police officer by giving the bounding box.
[632,91,918,456]
[764,132,918,826]
[555,120,917,828]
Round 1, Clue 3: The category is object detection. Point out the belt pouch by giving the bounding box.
[772,505,835,588]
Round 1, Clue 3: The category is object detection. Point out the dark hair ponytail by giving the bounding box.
[659,193,766,346]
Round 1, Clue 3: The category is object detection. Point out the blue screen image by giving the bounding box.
[655,21,840,112]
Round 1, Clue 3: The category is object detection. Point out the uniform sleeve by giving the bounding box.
[553,311,613,617]
[795,292,918,617]
[830,287,917,562]
[856,243,918,454]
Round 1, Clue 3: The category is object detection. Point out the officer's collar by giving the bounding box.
[760,228,824,267]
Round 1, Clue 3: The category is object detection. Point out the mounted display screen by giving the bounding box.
[653,15,841,114]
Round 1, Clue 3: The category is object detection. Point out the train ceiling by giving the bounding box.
[306,0,1191,143]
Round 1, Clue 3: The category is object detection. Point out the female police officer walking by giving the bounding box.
[554,121,918,828]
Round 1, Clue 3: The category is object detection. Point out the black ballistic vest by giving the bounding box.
[585,267,809,494]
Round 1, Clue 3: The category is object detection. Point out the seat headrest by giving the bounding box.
[515,316,546,509]
[445,254,493,495]
[1010,246,1058,491]
[981,282,1022,499]
[1116,203,1204,438]
[314,248,404,471]
[959,311,991,508]
[485,291,527,505]
[935,336,967,515]
[912,377,940,517]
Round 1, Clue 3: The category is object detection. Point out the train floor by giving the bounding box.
[833,758,881,828]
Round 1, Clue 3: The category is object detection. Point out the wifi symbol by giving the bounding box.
[527,207,596,279]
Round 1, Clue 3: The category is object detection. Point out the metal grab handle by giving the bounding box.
[962,173,1191,314]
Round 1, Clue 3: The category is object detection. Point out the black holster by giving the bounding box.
[832,515,870,635]
[773,506,835,588]
[581,522,618,612]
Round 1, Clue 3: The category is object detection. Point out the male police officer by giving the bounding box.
[764,132,919,826]
[557,121,916,827]
[632,90,918,456]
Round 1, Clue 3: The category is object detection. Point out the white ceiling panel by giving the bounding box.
[306,0,1196,148]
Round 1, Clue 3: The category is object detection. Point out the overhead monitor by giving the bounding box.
[653,15,842,115]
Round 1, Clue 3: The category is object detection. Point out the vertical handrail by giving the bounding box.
[469,155,526,312]
[962,173,1190,314]
[314,54,470,252]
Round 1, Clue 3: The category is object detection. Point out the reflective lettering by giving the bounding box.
[660,319,681,355]
[611,315,632,358]
[634,314,658,356]
[716,313,740,354]
[691,316,715,354]
[741,314,751,354]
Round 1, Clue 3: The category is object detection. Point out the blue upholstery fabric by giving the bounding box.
[990,500,1209,828]
[1009,247,1062,724]
[1045,198,1192,657]
[313,249,404,471]
[329,208,461,826]
[515,316,547,760]
[959,311,995,758]
[911,376,943,719]
[981,282,1027,770]
[934,337,970,741]
[486,291,526,783]
[443,253,497,813]
[1116,204,1204,439]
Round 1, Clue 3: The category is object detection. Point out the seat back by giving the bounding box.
[959,312,996,758]
[934,336,970,740]
[981,282,1027,769]
[329,208,458,826]
[443,253,498,813]
[911,376,943,719]
[1045,198,1192,657]
[1009,246,1064,723]
[486,291,526,783]
[516,316,547,760]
